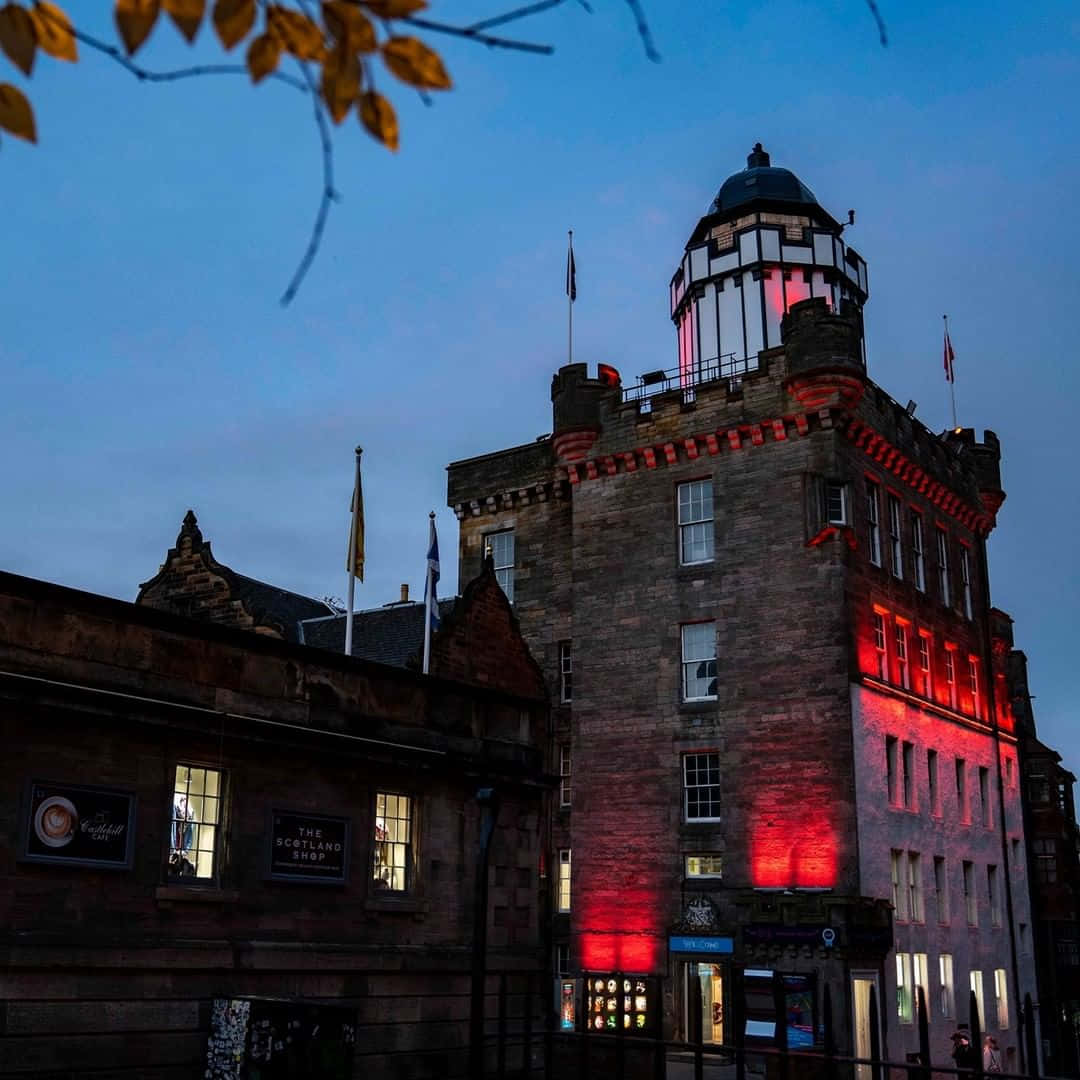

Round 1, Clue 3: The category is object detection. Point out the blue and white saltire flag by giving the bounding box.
[425,515,441,631]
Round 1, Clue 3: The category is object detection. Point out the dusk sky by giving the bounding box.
[2,3,1077,767]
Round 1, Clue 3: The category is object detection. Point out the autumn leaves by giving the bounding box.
[0,0,453,150]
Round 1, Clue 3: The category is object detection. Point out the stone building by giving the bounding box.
[446,146,1038,1068]
[0,552,548,1078]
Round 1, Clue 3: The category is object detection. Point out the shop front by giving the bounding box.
[670,934,734,1045]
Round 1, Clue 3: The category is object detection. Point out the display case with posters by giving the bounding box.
[742,969,817,1048]
[583,974,655,1035]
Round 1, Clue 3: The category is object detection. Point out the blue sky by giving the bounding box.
[2,2,1078,766]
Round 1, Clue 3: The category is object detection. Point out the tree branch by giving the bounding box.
[466,0,567,34]
[864,0,888,46]
[400,15,555,54]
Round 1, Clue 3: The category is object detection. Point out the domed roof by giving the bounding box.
[708,143,821,216]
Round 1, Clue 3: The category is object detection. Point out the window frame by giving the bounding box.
[896,952,914,1024]
[824,480,849,526]
[945,646,958,709]
[911,510,926,592]
[956,757,969,824]
[934,855,949,924]
[681,622,717,702]
[887,494,904,579]
[558,640,573,704]
[988,863,1002,927]
[683,752,722,823]
[559,744,572,809]
[963,859,977,926]
[968,656,981,719]
[928,749,940,817]
[969,970,985,1029]
[891,849,907,920]
[866,479,882,567]
[936,527,951,607]
[372,790,414,894]
[895,622,911,690]
[959,544,974,619]
[939,954,955,1019]
[907,851,924,923]
[918,632,933,699]
[979,766,991,828]
[168,762,226,884]
[994,968,1010,1030]
[485,529,515,604]
[677,478,715,566]
[557,848,571,913]
[873,611,888,681]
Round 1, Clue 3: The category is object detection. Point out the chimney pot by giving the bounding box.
[400,583,409,603]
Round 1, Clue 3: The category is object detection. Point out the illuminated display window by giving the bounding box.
[373,792,412,892]
[934,856,949,924]
[866,479,882,566]
[968,657,981,719]
[685,853,723,878]
[585,975,653,1032]
[928,749,940,816]
[918,632,933,698]
[170,764,224,881]
[887,494,904,579]
[681,623,717,701]
[896,952,913,1023]
[559,745,571,809]
[485,529,515,603]
[939,954,955,1019]
[895,623,910,690]
[557,848,571,912]
[873,612,888,680]
[963,860,977,926]
[559,641,572,703]
[678,479,714,565]
[911,511,926,591]
[936,527,951,607]
[995,968,1010,1029]
[684,753,722,822]
[959,545,974,619]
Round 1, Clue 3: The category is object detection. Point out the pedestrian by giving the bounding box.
[951,1029,977,1071]
[983,1034,1003,1073]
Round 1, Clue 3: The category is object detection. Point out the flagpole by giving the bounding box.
[344,446,362,656]
[423,510,436,676]
[567,229,574,365]
[944,315,958,429]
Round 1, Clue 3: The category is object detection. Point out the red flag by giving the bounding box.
[944,328,955,383]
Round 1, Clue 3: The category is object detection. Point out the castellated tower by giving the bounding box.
[447,146,1035,1069]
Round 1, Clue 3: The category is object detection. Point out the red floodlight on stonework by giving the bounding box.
[598,364,620,387]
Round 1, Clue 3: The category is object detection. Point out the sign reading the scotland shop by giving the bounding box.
[268,811,350,883]
[21,781,135,868]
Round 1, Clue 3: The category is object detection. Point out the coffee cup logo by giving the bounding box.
[34,796,78,848]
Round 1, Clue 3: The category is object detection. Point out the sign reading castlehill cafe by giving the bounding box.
[268,810,350,883]
[20,781,136,869]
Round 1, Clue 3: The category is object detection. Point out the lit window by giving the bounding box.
[373,792,412,892]
[824,480,848,525]
[980,766,991,828]
[918,633,933,698]
[994,968,1009,1029]
[969,657,981,719]
[685,853,724,878]
[914,954,929,1019]
[559,745,571,809]
[939,954,955,1019]
[934,855,949,924]
[911,511,926,592]
[988,864,1002,927]
[895,622,910,690]
[970,970,985,1029]
[936,528,951,607]
[486,530,515,603]
[170,764,223,881]
[959,546,974,619]
[908,851,924,922]
[866,480,882,567]
[557,848,571,912]
[896,952,913,1023]
[873,611,888,680]
[559,641,573,703]
[678,479,714,565]
[891,849,907,920]
[888,494,904,579]
[963,860,977,925]
[681,623,717,701]
[956,758,969,823]
[945,646,958,709]
[684,753,722,821]
[928,749,940,816]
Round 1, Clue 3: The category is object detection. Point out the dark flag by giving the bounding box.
[566,241,576,302]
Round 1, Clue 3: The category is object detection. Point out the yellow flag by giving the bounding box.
[347,471,364,581]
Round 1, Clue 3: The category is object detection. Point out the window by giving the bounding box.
[373,792,412,892]
[970,970,985,1029]
[866,479,882,566]
[963,860,977,925]
[936,527,951,606]
[968,658,981,719]
[170,765,224,880]
[824,480,848,525]
[914,954,929,1019]
[1019,924,1029,954]
[1004,756,1014,788]
[685,854,724,878]
[558,641,572,703]
[959,546,974,619]
[988,864,1001,927]
[928,750,940,816]
[911,511,926,591]
[873,612,888,680]
[1034,838,1058,883]
[979,766,991,827]
[888,494,904,579]
[1028,773,1050,804]
[896,952,913,1023]
[895,623,910,690]
[918,633,933,699]
[908,852,924,922]
[994,969,1010,1029]
[684,753,722,821]
[555,943,571,977]
[956,758,969,823]
[486,530,515,603]
[1011,837,1021,872]
[559,745,572,809]
[945,647,958,709]
[934,856,949,924]
[891,849,907,920]
[681,623,717,701]
[557,849,571,912]
[902,741,915,809]
[886,736,899,806]
[939,954,955,1019]
[678,479,714,564]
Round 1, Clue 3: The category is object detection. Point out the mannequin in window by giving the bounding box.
[171,794,197,876]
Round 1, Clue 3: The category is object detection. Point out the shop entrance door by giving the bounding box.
[852,972,879,1080]
[686,962,724,1045]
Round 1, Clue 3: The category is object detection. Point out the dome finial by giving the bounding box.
[747,142,770,168]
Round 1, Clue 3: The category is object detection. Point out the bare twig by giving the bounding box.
[622,0,659,61]
[467,0,567,34]
[864,0,888,46]
[401,15,554,54]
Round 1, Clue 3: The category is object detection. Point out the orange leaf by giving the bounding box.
[0,4,37,76]
[321,45,360,124]
[358,89,397,151]
[322,1,374,54]
[267,5,324,61]
[30,2,77,62]
[163,0,204,42]
[381,35,449,90]
[211,0,254,50]
[0,81,35,141]
[115,0,161,55]
[246,30,280,82]
[363,0,426,16]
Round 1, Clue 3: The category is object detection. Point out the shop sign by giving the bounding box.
[743,924,828,946]
[268,810,350,883]
[669,935,734,954]
[20,780,135,869]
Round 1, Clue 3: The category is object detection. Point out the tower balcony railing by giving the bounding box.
[622,352,751,412]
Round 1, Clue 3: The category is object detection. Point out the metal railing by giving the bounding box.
[621,354,752,409]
